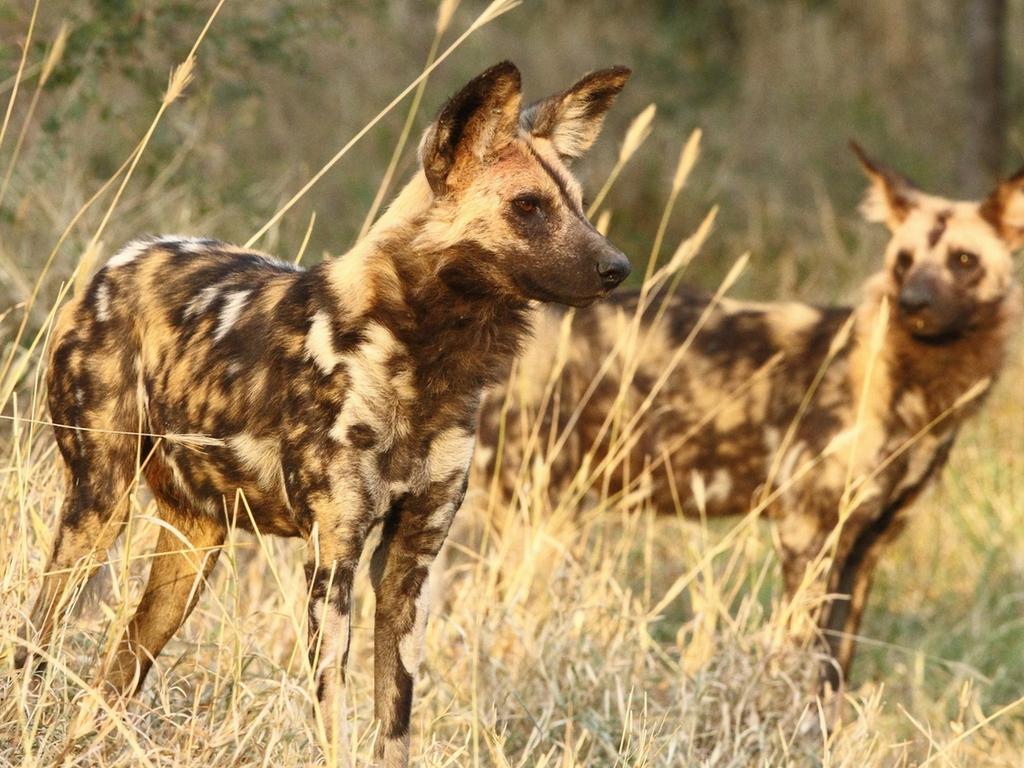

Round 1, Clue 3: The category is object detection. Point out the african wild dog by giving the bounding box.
[475,144,1023,691]
[19,62,631,765]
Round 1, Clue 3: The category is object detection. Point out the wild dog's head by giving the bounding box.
[854,142,1024,341]
[417,61,631,307]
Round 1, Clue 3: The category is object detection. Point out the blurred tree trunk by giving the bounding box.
[960,0,1007,192]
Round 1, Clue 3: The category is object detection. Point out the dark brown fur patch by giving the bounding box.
[927,210,952,247]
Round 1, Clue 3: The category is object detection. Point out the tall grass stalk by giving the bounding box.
[356,0,461,241]
[245,0,521,249]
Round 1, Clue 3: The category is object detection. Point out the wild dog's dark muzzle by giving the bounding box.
[898,269,968,338]
[596,244,631,290]
[898,276,935,314]
[521,227,631,306]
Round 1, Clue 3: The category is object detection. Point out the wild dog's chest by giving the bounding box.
[300,315,477,503]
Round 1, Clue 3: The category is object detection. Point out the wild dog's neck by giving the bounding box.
[323,173,531,397]
[852,272,1020,425]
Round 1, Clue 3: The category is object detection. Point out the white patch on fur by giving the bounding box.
[704,468,733,504]
[227,433,281,488]
[161,452,216,514]
[313,598,352,678]
[105,238,151,269]
[388,480,410,498]
[330,323,412,450]
[94,283,111,321]
[164,453,188,489]
[214,289,250,342]
[893,433,946,500]
[427,428,475,482]
[327,247,372,319]
[767,303,823,345]
[895,389,929,427]
[777,510,821,554]
[305,310,339,374]
[155,235,213,253]
[426,501,456,531]
[775,440,807,489]
[822,427,860,458]
[398,575,431,675]
[473,444,494,470]
[184,285,220,318]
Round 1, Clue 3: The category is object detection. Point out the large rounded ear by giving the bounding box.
[420,61,522,196]
[980,165,1024,251]
[521,65,631,161]
[850,140,920,231]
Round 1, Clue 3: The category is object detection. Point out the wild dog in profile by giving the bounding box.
[19,62,631,766]
[475,144,1023,690]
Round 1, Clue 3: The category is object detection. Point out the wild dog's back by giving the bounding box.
[476,286,855,518]
[47,237,312,532]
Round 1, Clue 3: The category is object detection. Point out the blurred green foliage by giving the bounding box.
[1,0,1023,307]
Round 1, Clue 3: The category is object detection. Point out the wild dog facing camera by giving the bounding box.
[852,141,1024,342]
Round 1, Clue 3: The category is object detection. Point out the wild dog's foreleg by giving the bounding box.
[778,506,871,693]
[103,498,226,696]
[776,508,831,619]
[370,478,466,768]
[303,489,376,762]
[818,547,879,693]
[820,506,910,691]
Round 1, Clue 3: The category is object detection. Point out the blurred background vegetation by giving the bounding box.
[2,4,1024,760]
[1,0,1022,320]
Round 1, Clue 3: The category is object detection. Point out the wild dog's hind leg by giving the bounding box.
[17,439,138,669]
[18,316,145,669]
[103,492,226,696]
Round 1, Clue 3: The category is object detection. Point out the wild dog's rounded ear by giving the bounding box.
[980,164,1024,252]
[520,65,631,161]
[420,61,523,196]
[850,140,920,231]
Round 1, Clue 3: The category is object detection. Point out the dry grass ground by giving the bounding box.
[1,344,1022,767]
[2,2,1024,765]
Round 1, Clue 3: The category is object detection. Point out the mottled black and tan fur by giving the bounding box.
[20,62,631,766]
[476,145,1023,691]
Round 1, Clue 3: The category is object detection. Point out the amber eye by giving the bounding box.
[512,195,541,215]
[951,249,979,270]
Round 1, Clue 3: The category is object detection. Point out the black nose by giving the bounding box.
[597,251,631,288]
[899,282,932,313]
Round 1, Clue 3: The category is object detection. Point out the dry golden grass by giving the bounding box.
[2,356,1023,766]
[2,2,1024,765]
